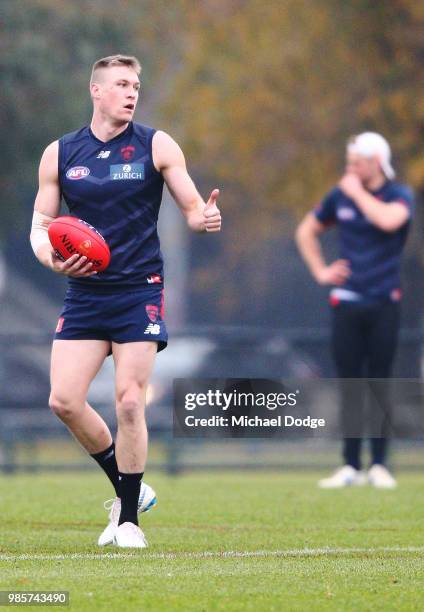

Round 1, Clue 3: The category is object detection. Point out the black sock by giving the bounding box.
[343,438,362,470]
[90,443,120,497]
[370,438,387,466]
[118,472,144,526]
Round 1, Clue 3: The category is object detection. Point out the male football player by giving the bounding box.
[296,132,413,489]
[30,55,222,547]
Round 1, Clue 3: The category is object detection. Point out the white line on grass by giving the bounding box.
[0,546,423,562]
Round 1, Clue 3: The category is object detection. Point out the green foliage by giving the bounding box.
[166,0,423,217]
[160,0,423,319]
[342,0,424,187]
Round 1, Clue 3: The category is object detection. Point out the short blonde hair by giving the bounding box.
[90,54,141,84]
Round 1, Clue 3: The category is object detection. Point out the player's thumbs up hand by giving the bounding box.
[204,188,222,232]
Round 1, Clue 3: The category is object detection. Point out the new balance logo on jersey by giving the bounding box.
[144,323,161,335]
[97,150,111,159]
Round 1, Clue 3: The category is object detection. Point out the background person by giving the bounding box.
[296,132,414,489]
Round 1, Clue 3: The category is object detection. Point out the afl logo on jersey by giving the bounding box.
[66,166,90,180]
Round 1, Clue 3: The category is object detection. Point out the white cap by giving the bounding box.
[347,132,395,180]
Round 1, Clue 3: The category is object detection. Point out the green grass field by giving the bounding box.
[0,472,423,611]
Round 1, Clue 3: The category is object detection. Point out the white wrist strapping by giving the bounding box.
[30,210,55,256]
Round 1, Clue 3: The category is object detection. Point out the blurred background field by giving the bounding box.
[2,439,424,474]
[1,1,424,469]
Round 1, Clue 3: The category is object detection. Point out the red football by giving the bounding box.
[48,216,111,272]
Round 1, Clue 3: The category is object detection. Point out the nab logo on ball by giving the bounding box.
[78,239,92,255]
[66,166,90,180]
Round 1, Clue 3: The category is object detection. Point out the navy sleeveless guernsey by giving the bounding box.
[314,181,414,300]
[58,122,164,293]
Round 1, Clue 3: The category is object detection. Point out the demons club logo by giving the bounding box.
[146,304,159,322]
[121,146,135,161]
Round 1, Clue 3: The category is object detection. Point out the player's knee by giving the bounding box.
[116,391,144,425]
[49,393,80,422]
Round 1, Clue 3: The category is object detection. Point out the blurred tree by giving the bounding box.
[336,0,424,187]
[163,0,423,322]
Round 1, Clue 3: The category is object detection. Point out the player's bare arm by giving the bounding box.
[295,212,350,286]
[152,130,222,233]
[338,173,409,232]
[31,141,96,277]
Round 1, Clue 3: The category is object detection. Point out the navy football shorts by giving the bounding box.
[54,287,168,352]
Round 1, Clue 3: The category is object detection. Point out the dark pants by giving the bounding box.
[331,300,400,470]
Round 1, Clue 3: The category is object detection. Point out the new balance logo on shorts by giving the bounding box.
[144,323,161,335]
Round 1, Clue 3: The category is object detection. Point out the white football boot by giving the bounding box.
[115,522,148,548]
[97,482,156,546]
[368,464,397,489]
[318,465,367,489]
